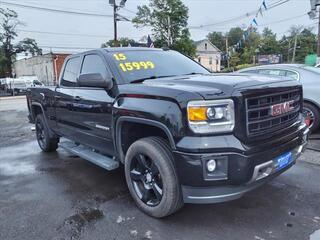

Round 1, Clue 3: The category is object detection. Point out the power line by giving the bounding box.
[259,13,307,27]
[0,1,114,17]
[189,0,291,29]
[17,29,112,38]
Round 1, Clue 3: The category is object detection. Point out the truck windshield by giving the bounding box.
[109,50,209,83]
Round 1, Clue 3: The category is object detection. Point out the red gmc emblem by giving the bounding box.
[271,100,294,116]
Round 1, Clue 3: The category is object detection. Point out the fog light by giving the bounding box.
[206,159,217,172]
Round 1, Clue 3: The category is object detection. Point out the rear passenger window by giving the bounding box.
[286,71,299,80]
[61,57,80,87]
[259,69,286,77]
[81,54,108,78]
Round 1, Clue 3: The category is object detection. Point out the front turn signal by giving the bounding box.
[188,107,208,121]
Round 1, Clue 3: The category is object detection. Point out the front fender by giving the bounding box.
[113,97,185,161]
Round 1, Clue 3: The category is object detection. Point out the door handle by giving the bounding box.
[74,96,82,101]
[54,95,61,100]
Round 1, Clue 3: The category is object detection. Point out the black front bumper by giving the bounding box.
[173,123,309,204]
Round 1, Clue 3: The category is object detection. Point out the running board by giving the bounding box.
[59,140,119,171]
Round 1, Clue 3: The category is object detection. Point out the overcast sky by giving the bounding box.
[0,0,316,53]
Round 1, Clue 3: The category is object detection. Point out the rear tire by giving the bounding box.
[303,102,320,132]
[35,114,59,152]
[124,137,183,218]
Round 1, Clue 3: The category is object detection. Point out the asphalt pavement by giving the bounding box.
[0,97,320,240]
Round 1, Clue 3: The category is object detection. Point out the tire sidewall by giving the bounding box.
[124,138,180,218]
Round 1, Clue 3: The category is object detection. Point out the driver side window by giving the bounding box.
[80,54,108,79]
[61,57,81,87]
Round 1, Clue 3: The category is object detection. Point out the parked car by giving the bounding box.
[27,48,309,218]
[238,64,320,132]
[316,63,320,68]
[4,76,42,95]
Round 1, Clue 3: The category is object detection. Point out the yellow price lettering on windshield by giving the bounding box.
[113,53,126,61]
[119,61,155,72]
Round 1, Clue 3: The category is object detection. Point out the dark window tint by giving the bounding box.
[61,57,80,86]
[81,54,107,78]
[110,50,209,83]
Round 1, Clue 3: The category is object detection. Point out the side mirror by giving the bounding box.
[78,73,113,89]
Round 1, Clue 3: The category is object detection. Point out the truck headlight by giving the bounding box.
[187,99,235,134]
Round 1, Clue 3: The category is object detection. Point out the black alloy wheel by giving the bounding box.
[124,137,183,218]
[130,153,163,206]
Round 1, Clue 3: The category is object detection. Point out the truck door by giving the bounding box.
[72,53,115,156]
[54,56,81,138]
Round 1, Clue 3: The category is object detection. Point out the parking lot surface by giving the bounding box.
[1,97,320,240]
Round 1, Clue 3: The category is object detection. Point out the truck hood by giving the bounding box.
[142,73,298,99]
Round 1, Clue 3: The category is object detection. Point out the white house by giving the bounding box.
[195,39,221,72]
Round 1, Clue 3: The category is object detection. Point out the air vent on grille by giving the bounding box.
[246,90,301,137]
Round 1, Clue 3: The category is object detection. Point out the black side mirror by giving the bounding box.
[78,73,113,89]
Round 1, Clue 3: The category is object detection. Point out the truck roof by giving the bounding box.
[103,47,164,52]
[67,47,166,59]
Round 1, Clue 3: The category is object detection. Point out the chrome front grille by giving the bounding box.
[246,89,301,137]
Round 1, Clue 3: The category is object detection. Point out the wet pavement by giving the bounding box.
[1,97,320,240]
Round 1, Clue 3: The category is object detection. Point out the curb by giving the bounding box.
[0,95,26,101]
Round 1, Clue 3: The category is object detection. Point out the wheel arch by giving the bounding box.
[115,116,176,163]
[303,98,320,111]
[31,102,56,138]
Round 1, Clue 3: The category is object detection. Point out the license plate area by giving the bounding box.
[274,151,292,171]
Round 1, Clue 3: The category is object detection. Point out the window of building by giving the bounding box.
[204,43,208,50]
[209,57,212,65]
[61,57,80,87]
[198,57,201,63]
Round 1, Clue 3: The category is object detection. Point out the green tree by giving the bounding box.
[171,29,196,57]
[101,37,136,47]
[227,27,244,47]
[0,8,42,77]
[259,27,280,55]
[15,38,42,56]
[132,0,196,57]
[207,32,225,52]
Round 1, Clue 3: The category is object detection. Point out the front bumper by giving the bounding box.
[174,124,309,204]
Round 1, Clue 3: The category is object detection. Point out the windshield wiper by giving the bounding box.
[130,75,178,84]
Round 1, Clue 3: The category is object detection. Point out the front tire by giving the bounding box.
[35,114,59,152]
[124,137,183,218]
[303,102,320,132]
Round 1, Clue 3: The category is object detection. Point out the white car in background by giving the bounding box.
[316,63,320,68]
[238,64,320,132]
[5,76,43,95]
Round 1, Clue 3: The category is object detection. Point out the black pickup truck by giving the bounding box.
[27,47,309,218]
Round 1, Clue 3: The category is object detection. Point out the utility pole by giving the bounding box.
[167,16,171,47]
[287,39,291,62]
[109,0,128,47]
[292,34,298,63]
[225,36,230,69]
[113,2,118,47]
[317,10,320,57]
